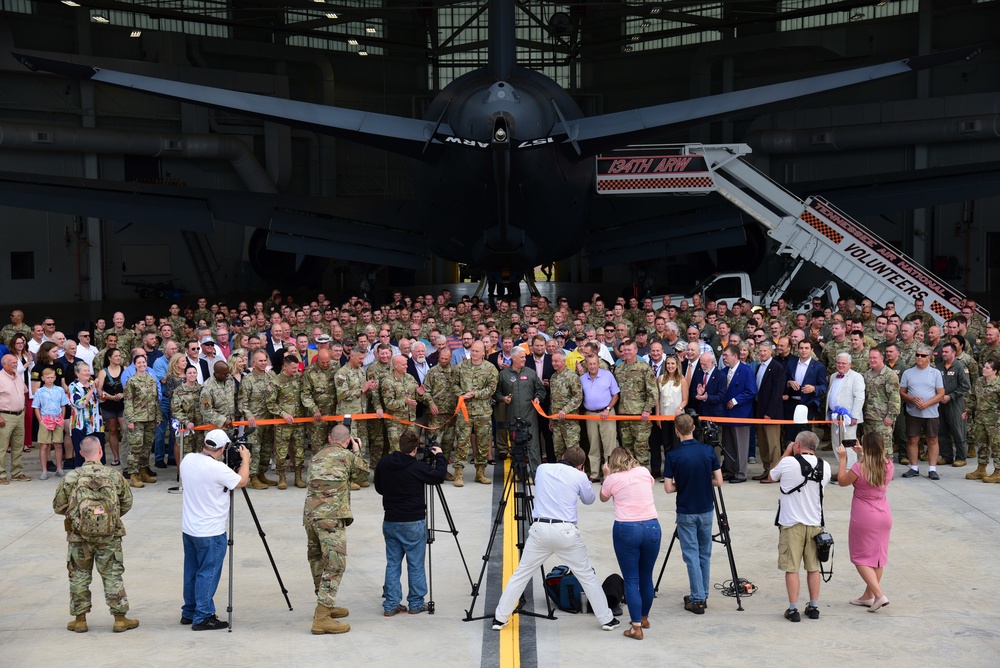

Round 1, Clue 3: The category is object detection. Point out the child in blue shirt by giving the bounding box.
[34,368,70,479]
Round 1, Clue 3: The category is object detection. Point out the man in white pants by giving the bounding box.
[492,446,620,632]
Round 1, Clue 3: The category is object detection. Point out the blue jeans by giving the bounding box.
[182,533,227,623]
[612,519,661,623]
[154,408,175,463]
[382,520,427,612]
[676,511,714,603]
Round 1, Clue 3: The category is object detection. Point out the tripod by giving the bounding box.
[425,469,474,614]
[225,485,293,631]
[463,441,556,622]
[654,485,749,611]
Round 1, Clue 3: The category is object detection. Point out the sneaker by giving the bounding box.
[39,472,49,480]
[684,600,706,615]
[748,457,756,464]
[191,614,228,631]
[491,617,509,631]
[383,605,407,617]
[784,608,801,623]
[179,616,192,625]
[601,618,621,631]
[155,460,167,469]
[408,604,430,615]
[901,469,920,479]
[804,605,820,620]
[55,470,65,478]
[928,470,940,481]
[683,595,708,608]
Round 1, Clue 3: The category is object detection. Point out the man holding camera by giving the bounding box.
[179,428,250,631]
[374,431,447,616]
[663,414,722,614]
[770,431,831,623]
[492,446,620,633]
[304,424,370,634]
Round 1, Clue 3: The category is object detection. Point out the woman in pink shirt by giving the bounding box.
[600,447,661,640]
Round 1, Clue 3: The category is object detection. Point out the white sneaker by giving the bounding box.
[748,457,756,464]
[40,472,49,480]
[55,470,66,478]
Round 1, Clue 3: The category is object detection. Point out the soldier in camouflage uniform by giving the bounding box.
[301,349,340,452]
[109,312,135,357]
[0,308,30,346]
[170,366,202,458]
[53,435,138,634]
[266,354,307,489]
[199,361,236,458]
[334,348,378,464]
[896,322,918,369]
[548,351,583,458]
[238,350,278,489]
[167,304,186,336]
[966,360,1000,481]
[424,350,460,482]
[366,344,394,463]
[378,355,427,456]
[494,348,546,473]
[192,298,213,327]
[304,424,369,634]
[613,340,658,465]
[455,341,499,485]
[819,323,853,374]
[123,355,162,488]
[861,347,901,456]
[848,331,870,374]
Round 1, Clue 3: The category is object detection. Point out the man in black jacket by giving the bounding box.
[373,431,447,616]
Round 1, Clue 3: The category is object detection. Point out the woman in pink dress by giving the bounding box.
[836,432,893,612]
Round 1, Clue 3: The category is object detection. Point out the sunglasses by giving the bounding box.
[915,354,930,358]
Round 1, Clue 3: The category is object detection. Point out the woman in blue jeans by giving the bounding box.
[601,447,661,640]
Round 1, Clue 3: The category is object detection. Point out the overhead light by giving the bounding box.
[325,12,338,19]
[641,20,650,28]
[92,14,110,23]
[348,38,358,45]
[622,45,633,53]
[311,0,324,3]
[849,11,865,20]
[61,0,80,6]
[358,50,369,56]
[629,34,641,41]
[875,0,888,5]
[365,25,377,34]
[650,6,662,15]
[130,30,142,37]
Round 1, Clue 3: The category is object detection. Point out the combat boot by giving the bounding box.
[311,603,350,635]
[258,471,278,486]
[112,614,139,633]
[294,466,307,488]
[350,482,361,491]
[982,469,1000,484]
[140,468,157,483]
[277,468,287,490]
[129,473,145,488]
[453,467,464,487]
[444,471,455,482]
[966,463,989,480]
[67,614,87,633]
[475,466,492,485]
[953,459,967,467]
[968,445,977,459]
[248,476,269,490]
[142,466,158,479]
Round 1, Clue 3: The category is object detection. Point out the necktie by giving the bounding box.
[836,373,844,379]
[727,367,734,388]
[653,363,659,377]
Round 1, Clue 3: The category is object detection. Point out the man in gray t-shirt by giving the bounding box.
[899,345,945,480]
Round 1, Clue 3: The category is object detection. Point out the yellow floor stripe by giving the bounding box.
[499,458,520,668]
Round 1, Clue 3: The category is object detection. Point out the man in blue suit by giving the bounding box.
[784,339,828,443]
[692,352,724,418]
[708,345,757,483]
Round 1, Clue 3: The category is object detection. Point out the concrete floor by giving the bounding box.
[2,448,999,668]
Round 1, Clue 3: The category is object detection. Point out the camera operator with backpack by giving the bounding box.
[52,435,138,634]
[770,431,831,623]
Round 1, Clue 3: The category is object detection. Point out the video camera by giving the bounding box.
[686,409,720,446]
[419,434,442,466]
[222,428,253,473]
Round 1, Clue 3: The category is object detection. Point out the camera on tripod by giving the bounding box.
[686,409,720,446]
[222,429,252,473]
[418,433,441,465]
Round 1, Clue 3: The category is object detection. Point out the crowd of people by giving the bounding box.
[0,285,993,631]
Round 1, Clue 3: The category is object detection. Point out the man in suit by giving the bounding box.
[785,339,828,442]
[825,352,865,457]
[754,341,786,482]
[524,335,555,462]
[690,352,721,417]
[708,345,757,483]
[407,341,433,433]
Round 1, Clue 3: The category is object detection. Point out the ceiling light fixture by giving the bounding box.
[358,49,369,56]
[849,11,865,20]
[130,30,142,37]
[650,6,662,15]
[348,38,358,45]
[92,14,110,23]
[325,12,338,19]
[641,20,650,28]
[622,45,633,53]
[365,25,377,34]
[60,0,81,6]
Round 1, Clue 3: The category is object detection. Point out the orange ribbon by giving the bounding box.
[530,400,832,425]
[193,399,467,432]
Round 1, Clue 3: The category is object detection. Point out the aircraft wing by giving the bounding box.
[0,170,428,269]
[12,53,454,160]
[558,44,986,158]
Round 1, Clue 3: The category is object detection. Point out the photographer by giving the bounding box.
[770,431,831,623]
[179,428,250,631]
[373,431,447,616]
[304,425,369,634]
[663,414,722,615]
